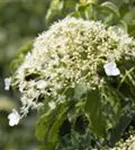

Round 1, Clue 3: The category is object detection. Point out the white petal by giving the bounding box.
[4,77,11,91]
[8,109,20,126]
[104,68,113,76]
[9,120,15,126]
[36,80,47,89]
[111,68,120,76]
[103,62,116,70]
[104,61,120,76]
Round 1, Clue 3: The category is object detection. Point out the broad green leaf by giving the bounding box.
[47,105,68,143]
[84,89,106,137]
[36,103,69,149]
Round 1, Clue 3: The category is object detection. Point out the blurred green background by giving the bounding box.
[1,0,135,150]
[0,1,50,149]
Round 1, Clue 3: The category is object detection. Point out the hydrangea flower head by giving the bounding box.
[11,17,135,117]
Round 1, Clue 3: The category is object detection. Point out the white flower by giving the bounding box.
[8,109,20,126]
[36,80,48,89]
[12,17,134,114]
[4,77,11,91]
[48,101,56,110]
[103,61,120,76]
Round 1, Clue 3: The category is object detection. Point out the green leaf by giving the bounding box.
[45,0,64,26]
[75,2,98,20]
[69,11,81,18]
[100,1,120,18]
[118,20,128,32]
[79,0,98,6]
[36,103,69,149]
[77,4,87,19]
[103,13,114,24]
[39,143,56,150]
[128,21,135,37]
[84,89,106,137]
[122,9,135,25]
[85,4,98,20]
[109,115,132,147]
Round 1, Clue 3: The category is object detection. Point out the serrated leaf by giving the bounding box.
[47,105,68,143]
[36,103,69,149]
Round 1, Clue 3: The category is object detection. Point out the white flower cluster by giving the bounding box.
[110,134,135,150]
[11,17,135,119]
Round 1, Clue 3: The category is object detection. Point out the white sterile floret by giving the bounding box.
[8,109,20,126]
[4,77,11,91]
[36,80,48,89]
[103,61,120,76]
[48,101,56,110]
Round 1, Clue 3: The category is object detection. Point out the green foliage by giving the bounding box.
[56,129,102,150]
[85,89,106,137]
[45,0,78,26]
[100,1,120,18]
[36,103,69,149]
[35,1,135,147]
[2,0,135,150]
